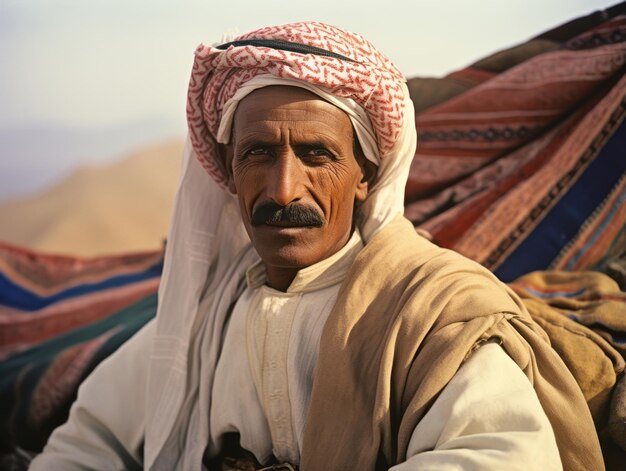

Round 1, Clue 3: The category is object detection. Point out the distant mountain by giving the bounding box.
[0,139,184,256]
[0,118,183,200]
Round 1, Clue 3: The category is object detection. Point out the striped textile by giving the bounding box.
[510,270,626,358]
[0,242,162,311]
[0,242,162,358]
[405,6,626,283]
[0,245,161,453]
[0,293,157,452]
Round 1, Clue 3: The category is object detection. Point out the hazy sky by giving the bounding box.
[1,0,617,133]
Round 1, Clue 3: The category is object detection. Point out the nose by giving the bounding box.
[266,151,304,206]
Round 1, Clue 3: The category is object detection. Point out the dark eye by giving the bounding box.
[308,148,330,156]
[301,146,334,162]
[244,146,272,159]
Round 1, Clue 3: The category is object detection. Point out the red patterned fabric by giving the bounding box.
[0,242,162,295]
[187,21,407,186]
[0,242,163,358]
[404,15,626,277]
[0,279,159,359]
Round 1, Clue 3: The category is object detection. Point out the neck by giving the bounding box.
[264,266,299,292]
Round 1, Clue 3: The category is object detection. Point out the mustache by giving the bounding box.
[251,202,324,227]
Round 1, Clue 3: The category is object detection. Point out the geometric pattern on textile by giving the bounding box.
[495,115,626,280]
[1,293,157,452]
[0,243,162,359]
[0,245,162,452]
[404,13,626,282]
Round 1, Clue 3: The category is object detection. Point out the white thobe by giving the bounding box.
[208,230,562,469]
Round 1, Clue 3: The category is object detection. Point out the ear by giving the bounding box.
[218,143,236,193]
[355,176,368,203]
[355,158,376,203]
[352,134,376,203]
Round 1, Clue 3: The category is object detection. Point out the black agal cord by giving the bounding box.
[216,38,356,63]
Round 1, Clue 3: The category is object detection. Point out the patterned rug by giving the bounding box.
[405,4,626,282]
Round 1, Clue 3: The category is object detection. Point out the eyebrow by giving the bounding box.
[237,136,340,148]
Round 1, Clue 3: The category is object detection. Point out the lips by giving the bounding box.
[264,220,312,228]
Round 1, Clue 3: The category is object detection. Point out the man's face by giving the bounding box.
[225,86,369,287]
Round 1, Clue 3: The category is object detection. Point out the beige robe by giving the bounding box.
[301,215,603,471]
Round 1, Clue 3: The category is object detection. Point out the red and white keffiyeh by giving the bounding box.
[186,21,408,186]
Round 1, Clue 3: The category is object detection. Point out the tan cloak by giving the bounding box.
[301,215,603,471]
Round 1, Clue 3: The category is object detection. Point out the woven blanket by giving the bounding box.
[509,270,626,466]
[0,244,162,453]
[0,242,162,359]
[405,6,626,283]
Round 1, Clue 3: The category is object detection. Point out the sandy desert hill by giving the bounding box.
[0,139,184,256]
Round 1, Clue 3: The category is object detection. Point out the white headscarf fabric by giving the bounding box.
[144,23,416,470]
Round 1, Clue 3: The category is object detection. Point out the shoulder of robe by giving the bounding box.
[344,215,525,328]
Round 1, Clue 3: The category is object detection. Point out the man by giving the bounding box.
[31,22,602,470]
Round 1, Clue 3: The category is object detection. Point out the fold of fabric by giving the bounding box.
[509,270,626,420]
[404,12,626,281]
[302,215,604,471]
[0,293,157,452]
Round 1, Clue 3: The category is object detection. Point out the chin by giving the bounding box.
[257,245,323,270]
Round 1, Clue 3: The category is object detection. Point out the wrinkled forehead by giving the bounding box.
[235,85,336,114]
[230,85,354,139]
